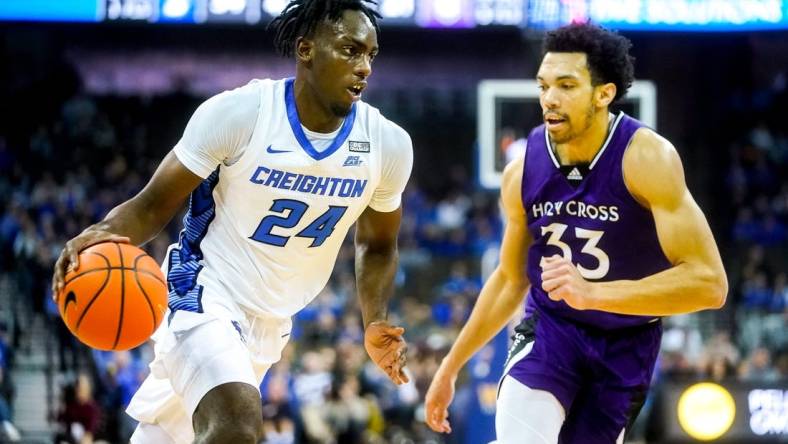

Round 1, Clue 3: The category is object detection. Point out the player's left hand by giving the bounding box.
[541,255,597,310]
[364,320,409,385]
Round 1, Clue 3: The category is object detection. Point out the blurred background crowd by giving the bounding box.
[1,4,787,444]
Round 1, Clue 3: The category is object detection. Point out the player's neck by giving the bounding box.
[553,111,614,165]
[292,78,344,133]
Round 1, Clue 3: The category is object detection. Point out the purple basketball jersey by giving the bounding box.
[522,111,671,330]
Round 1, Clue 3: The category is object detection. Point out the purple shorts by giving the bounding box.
[502,309,662,444]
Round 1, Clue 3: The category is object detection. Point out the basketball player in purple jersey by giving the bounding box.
[425,23,727,443]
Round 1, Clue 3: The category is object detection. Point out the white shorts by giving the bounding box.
[126,306,291,444]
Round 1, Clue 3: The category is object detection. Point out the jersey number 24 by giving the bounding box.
[250,199,347,247]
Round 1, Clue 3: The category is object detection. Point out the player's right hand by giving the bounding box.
[364,321,410,385]
[424,366,456,433]
[51,229,131,298]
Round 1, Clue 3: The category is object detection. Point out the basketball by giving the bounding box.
[58,242,168,351]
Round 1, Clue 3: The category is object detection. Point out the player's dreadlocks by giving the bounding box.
[269,0,381,58]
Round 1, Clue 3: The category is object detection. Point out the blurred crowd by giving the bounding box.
[0,86,785,443]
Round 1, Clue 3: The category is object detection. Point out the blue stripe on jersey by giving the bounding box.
[284,78,357,161]
[166,167,220,314]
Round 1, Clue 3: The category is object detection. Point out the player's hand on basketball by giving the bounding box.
[540,255,596,310]
[52,228,131,297]
[364,320,409,385]
[424,366,455,433]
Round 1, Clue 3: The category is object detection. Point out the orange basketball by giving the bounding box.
[58,242,168,351]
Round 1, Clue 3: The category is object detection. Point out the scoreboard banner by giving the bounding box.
[2,0,788,31]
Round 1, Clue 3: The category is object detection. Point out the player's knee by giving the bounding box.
[193,382,263,444]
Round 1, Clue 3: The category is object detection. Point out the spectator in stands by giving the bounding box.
[55,374,101,444]
[324,375,370,443]
[108,350,148,441]
[701,354,738,381]
[776,351,788,379]
[701,331,741,367]
[741,272,773,310]
[732,207,760,242]
[740,245,770,281]
[261,370,295,444]
[439,261,481,301]
[0,202,23,270]
[769,272,788,313]
[293,350,333,443]
[0,322,14,414]
[0,409,20,441]
[739,347,780,382]
[756,214,787,245]
[661,316,704,367]
[0,364,21,442]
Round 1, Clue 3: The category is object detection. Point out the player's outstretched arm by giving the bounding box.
[425,157,532,434]
[355,205,409,385]
[52,151,203,294]
[542,129,728,315]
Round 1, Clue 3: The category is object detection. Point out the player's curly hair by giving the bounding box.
[269,0,381,58]
[543,22,635,103]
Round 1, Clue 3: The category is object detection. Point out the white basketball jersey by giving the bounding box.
[166,78,413,319]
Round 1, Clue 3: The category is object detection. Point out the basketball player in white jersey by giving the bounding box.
[51,1,412,442]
